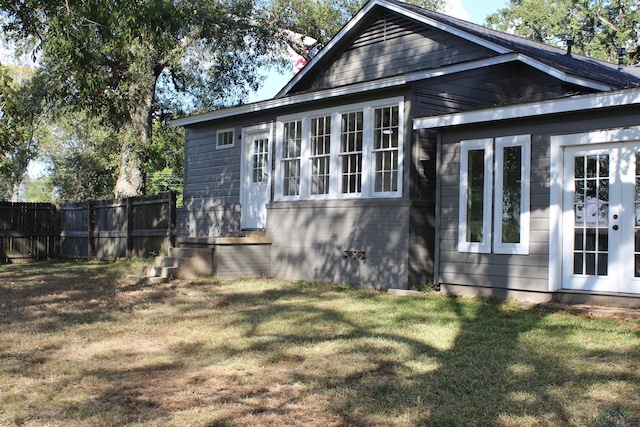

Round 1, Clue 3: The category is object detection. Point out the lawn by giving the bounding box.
[0,260,639,426]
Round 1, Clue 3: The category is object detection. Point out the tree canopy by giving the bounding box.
[0,0,445,201]
[0,64,41,200]
[486,0,640,65]
[1,0,279,197]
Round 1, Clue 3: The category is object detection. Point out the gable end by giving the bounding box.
[289,10,496,94]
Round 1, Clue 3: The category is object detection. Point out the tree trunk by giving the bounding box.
[113,79,155,198]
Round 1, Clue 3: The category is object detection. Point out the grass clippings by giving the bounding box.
[0,260,638,426]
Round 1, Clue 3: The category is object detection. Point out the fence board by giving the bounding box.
[0,192,176,263]
[0,202,59,262]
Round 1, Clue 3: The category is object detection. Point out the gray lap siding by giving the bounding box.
[179,125,244,237]
[438,130,551,292]
[267,200,414,289]
[436,107,640,292]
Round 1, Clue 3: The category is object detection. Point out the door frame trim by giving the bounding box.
[240,123,273,230]
[549,126,640,292]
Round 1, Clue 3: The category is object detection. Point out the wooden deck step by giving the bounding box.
[143,233,271,282]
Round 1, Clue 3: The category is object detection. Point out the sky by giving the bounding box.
[250,0,509,102]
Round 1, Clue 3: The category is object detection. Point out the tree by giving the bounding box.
[0,64,41,201]
[40,109,119,201]
[1,0,448,200]
[1,0,279,197]
[146,123,184,205]
[486,0,640,65]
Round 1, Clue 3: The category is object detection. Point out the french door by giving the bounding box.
[562,143,640,293]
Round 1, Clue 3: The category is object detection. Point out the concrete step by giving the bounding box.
[144,233,270,282]
[169,247,212,259]
[146,276,169,284]
[141,265,163,277]
[154,256,181,268]
[143,247,214,281]
[179,256,213,276]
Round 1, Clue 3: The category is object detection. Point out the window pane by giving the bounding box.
[341,112,363,194]
[310,116,331,195]
[373,106,399,193]
[467,149,485,243]
[501,145,522,243]
[282,121,301,196]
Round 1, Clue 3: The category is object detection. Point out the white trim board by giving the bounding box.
[171,52,622,128]
[413,87,640,130]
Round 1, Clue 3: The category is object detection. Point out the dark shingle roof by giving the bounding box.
[385,0,640,89]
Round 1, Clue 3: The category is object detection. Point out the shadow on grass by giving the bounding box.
[1,267,638,426]
[0,260,174,328]
[205,284,640,426]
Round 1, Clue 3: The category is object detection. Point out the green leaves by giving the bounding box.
[486,0,640,65]
[0,65,40,201]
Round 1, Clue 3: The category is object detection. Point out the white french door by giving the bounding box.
[562,143,640,293]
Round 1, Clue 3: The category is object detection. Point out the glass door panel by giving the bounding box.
[572,154,609,276]
[563,143,640,294]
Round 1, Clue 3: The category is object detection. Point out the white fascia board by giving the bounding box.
[413,87,640,130]
[379,0,511,55]
[406,53,520,82]
[170,54,522,128]
[518,55,615,92]
[170,76,406,127]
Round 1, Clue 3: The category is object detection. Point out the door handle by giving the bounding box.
[612,225,619,230]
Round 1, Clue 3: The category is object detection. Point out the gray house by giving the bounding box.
[171,0,640,306]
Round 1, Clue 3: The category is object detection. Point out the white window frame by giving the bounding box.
[493,135,531,255]
[216,128,235,149]
[339,108,366,197]
[274,97,404,201]
[309,115,332,196]
[459,138,493,253]
[281,119,303,197]
[372,105,401,196]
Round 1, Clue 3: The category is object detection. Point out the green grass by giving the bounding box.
[0,260,639,426]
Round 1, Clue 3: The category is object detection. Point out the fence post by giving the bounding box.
[87,201,93,260]
[168,191,176,248]
[53,203,60,259]
[126,196,133,259]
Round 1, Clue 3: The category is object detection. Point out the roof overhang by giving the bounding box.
[171,52,617,128]
[413,86,640,130]
[170,54,512,127]
[169,76,403,127]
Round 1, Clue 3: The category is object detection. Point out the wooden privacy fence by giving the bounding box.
[1,192,176,263]
[0,203,59,263]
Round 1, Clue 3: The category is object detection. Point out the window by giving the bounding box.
[310,116,331,195]
[493,135,531,254]
[274,97,404,201]
[459,139,493,253]
[282,120,302,196]
[340,111,363,194]
[373,106,399,193]
[252,137,269,183]
[217,129,235,149]
[458,135,530,254]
